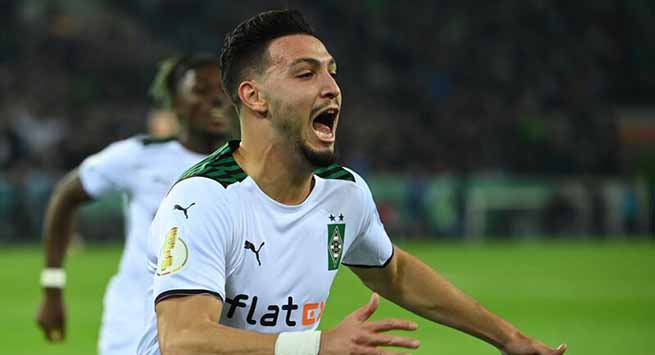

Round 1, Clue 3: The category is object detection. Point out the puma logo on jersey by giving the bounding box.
[244,240,265,266]
[173,203,196,219]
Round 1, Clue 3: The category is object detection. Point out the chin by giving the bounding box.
[204,129,230,141]
[300,143,336,167]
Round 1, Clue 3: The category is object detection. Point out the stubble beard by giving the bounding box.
[299,138,336,168]
[278,114,336,168]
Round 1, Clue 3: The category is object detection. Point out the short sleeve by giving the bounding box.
[78,138,142,198]
[149,177,240,304]
[342,172,394,268]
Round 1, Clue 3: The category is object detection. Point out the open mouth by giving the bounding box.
[312,108,338,142]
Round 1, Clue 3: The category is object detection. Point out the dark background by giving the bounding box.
[1,0,654,240]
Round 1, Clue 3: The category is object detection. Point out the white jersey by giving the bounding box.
[79,135,206,355]
[138,141,393,355]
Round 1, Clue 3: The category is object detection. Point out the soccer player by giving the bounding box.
[138,10,567,355]
[36,54,235,355]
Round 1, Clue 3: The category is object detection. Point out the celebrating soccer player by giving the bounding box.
[138,10,567,355]
[36,55,236,355]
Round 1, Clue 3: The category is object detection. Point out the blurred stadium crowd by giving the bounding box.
[1,0,654,240]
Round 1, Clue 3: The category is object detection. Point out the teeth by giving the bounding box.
[316,108,337,118]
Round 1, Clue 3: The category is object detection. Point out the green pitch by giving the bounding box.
[3,241,653,355]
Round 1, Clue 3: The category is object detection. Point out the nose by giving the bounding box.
[320,72,341,100]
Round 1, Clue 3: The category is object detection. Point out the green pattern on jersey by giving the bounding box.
[140,135,176,145]
[314,163,355,182]
[178,140,355,187]
[178,140,246,188]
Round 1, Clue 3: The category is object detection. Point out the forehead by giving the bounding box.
[178,65,221,93]
[266,34,333,68]
[179,65,219,88]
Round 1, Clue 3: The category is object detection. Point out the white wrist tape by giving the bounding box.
[275,330,321,355]
[41,268,66,288]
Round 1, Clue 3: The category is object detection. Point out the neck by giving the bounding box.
[234,118,315,205]
[177,129,226,155]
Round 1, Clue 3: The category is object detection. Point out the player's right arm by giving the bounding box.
[36,169,92,341]
[151,178,419,355]
[156,294,275,354]
[156,291,418,355]
[36,138,141,342]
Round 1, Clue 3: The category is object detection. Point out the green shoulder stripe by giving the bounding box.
[178,142,354,188]
[140,135,176,145]
[177,140,247,188]
[314,163,355,182]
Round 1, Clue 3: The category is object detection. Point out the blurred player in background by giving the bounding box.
[36,54,236,355]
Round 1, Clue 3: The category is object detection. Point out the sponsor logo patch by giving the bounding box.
[224,294,325,327]
[156,227,188,276]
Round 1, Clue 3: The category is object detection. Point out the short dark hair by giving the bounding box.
[150,54,218,109]
[219,9,315,108]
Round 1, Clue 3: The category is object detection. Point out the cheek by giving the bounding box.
[189,99,213,118]
[268,94,292,119]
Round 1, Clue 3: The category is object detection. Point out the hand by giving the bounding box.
[36,289,66,342]
[320,293,420,355]
[501,333,567,355]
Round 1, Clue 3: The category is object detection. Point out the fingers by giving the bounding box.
[366,319,418,332]
[39,322,64,342]
[49,329,64,342]
[356,333,420,349]
[540,342,567,355]
[353,293,380,321]
[554,344,567,354]
[41,323,65,342]
[36,313,65,342]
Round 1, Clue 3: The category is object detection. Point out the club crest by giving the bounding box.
[327,214,345,271]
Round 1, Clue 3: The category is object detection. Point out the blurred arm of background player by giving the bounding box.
[35,169,92,341]
[349,246,568,355]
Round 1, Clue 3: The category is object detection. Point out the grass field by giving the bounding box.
[2,241,653,355]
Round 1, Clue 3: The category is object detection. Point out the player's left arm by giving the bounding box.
[349,246,567,355]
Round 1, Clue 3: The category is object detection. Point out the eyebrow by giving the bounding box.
[289,57,337,70]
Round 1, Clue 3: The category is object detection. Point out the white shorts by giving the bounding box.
[98,275,148,355]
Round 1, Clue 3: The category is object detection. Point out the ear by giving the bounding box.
[238,80,267,116]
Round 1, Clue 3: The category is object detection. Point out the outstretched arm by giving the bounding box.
[156,292,419,355]
[350,246,567,355]
[36,169,93,341]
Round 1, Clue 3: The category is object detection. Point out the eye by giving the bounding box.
[297,72,314,79]
[329,72,338,78]
[193,86,210,95]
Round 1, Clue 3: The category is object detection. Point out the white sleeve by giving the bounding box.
[150,177,241,304]
[342,172,394,268]
[78,138,142,198]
